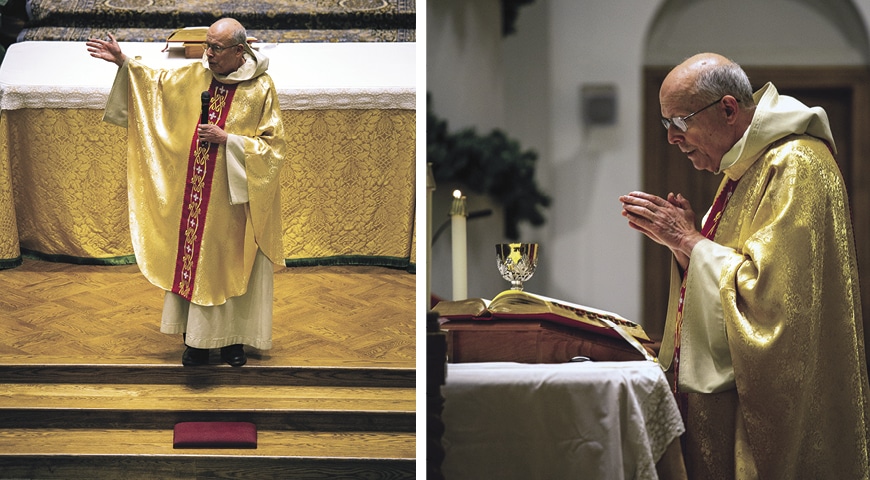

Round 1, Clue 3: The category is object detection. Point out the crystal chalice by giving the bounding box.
[495,243,539,291]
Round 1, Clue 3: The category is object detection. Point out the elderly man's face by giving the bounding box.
[205,29,243,75]
[660,95,733,173]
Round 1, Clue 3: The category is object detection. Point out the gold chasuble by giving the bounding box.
[104,52,286,307]
[659,83,870,479]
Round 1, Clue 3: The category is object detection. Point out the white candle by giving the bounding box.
[450,189,468,300]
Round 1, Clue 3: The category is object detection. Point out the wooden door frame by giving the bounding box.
[641,67,870,366]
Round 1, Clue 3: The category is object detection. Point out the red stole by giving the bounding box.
[673,177,739,415]
[172,81,238,301]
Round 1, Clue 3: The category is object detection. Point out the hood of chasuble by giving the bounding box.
[718,82,836,180]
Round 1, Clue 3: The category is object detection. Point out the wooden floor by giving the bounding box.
[0,257,416,368]
[0,257,417,479]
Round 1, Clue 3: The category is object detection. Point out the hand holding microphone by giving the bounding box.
[199,91,210,148]
[197,91,230,146]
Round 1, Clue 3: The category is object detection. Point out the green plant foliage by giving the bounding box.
[427,96,551,240]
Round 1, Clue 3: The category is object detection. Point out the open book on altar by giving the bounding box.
[434,290,652,346]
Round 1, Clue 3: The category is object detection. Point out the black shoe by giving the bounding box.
[182,346,209,366]
[220,344,247,367]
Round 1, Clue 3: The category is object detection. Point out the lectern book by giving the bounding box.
[163,27,258,58]
[433,290,651,343]
[164,27,259,45]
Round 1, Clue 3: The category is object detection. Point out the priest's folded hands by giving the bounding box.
[619,190,699,270]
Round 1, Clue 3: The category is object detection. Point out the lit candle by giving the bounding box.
[450,189,468,300]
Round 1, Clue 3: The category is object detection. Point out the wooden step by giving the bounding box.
[0,383,415,412]
[0,258,418,477]
[0,429,416,479]
[0,363,416,388]
[0,383,414,432]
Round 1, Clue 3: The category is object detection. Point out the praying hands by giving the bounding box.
[619,190,700,269]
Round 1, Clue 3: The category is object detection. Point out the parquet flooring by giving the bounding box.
[0,258,416,368]
[0,259,417,477]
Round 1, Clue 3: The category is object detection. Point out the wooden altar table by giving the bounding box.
[0,41,416,269]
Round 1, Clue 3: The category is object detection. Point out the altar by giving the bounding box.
[0,41,416,269]
[441,361,686,480]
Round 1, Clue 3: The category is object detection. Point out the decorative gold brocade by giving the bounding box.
[0,113,20,263]
[0,108,416,267]
[1,109,130,260]
[280,109,416,262]
[676,135,870,478]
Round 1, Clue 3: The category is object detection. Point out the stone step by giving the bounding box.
[0,428,416,479]
[0,382,415,432]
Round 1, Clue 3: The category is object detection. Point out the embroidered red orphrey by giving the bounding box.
[172,82,238,300]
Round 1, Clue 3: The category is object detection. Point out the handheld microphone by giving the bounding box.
[200,91,210,124]
[199,91,210,147]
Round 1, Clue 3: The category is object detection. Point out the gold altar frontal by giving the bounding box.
[0,41,416,269]
[0,108,415,265]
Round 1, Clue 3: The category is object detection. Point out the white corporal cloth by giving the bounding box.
[441,361,685,480]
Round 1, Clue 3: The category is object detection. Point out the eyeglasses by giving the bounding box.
[202,42,240,54]
[661,97,723,132]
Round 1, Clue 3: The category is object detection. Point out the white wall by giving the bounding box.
[427,0,658,321]
[427,0,870,325]
[427,0,514,304]
[533,0,660,321]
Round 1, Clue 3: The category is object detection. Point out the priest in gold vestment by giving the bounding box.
[86,19,286,367]
[621,53,870,478]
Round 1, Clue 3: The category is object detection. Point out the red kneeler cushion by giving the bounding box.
[173,422,258,449]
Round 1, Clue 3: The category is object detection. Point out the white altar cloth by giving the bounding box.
[0,41,415,111]
[441,361,685,480]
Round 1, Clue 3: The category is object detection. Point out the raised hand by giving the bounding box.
[86,33,126,67]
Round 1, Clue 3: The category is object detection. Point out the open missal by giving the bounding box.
[434,290,655,361]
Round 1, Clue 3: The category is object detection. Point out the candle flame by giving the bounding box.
[449,189,467,216]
